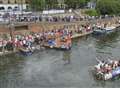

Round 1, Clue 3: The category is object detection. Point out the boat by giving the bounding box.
[93,59,120,80]
[104,26,116,34]
[93,26,117,36]
[94,67,120,81]
[43,43,71,50]
[43,34,72,50]
[60,44,71,50]
[19,47,33,56]
[92,27,106,35]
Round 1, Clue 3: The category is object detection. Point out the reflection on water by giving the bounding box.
[62,51,71,65]
[0,31,120,88]
[95,32,119,49]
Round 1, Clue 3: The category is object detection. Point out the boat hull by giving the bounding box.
[93,30,106,35]
[93,26,117,36]
[44,45,71,50]
[19,49,33,56]
[93,67,120,81]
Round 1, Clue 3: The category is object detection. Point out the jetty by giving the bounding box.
[71,31,93,39]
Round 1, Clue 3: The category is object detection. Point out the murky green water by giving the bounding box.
[1,32,120,88]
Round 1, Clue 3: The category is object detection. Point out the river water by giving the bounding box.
[0,32,120,88]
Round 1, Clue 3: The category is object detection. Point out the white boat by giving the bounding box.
[104,26,116,34]
[93,59,120,80]
[93,25,116,35]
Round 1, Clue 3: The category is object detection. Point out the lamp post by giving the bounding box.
[34,0,37,23]
[8,22,14,41]
[8,11,14,41]
[21,0,23,15]
[8,20,15,52]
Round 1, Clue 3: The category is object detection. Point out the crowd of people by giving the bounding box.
[95,59,120,73]
[16,15,80,22]
[13,15,116,23]
[0,11,116,23]
[0,24,92,53]
[95,58,120,80]
[2,14,82,23]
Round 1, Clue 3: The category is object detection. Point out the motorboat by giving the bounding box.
[93,26,116,35]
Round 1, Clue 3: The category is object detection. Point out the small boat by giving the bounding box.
[19,47,33,56]
[93,59,120,80]
[104,26,116,34]
[93,27,106,35]
[44,38,72,50]
[94,67,120,81]
[93,26,116,36]
[44,44,71,50]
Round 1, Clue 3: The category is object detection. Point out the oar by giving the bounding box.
[96,57,102,63]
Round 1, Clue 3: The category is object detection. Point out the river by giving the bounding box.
[0,32,120,88]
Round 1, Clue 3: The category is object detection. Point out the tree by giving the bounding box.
[45,0,58,9]
[96,0,120,15]
[64,0,90,9]
[85,9,100,16]
[29,0,59,10]
[29,0,46,11]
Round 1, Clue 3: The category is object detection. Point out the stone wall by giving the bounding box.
[0,17,119,36]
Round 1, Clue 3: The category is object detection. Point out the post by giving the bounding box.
[9,22,15,52]
[34,0,37,23]
[21,0,23,15]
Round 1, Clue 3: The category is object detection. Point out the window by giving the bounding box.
[8,7,12,10]
[15,6,18,9]
[13,6,19,11]
[0,7,5,10]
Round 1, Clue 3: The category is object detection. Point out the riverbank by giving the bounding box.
[0,16,119,35]
[0,16,119,56]
[0,25,93,56]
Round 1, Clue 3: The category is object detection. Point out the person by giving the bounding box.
[95,59,105,72]
[112,60,119,69]
[118,60,120,66]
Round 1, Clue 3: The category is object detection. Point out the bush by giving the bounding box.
[85,9,100,16]
[96,0,120,15]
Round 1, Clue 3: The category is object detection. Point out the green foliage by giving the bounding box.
[64,0,90,9]
[96,0,120,15]
[45,0,58,9]
[29,0,59,11]
[85,9,100,16]
[29,0,46,11]
[28,0,120,16]
[29,0,91,11]
[64,0,78,9]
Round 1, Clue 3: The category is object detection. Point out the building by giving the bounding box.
[0,0,28,11]
[87,1,96,9]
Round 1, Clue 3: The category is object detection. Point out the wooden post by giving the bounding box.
[9,23,16,52]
